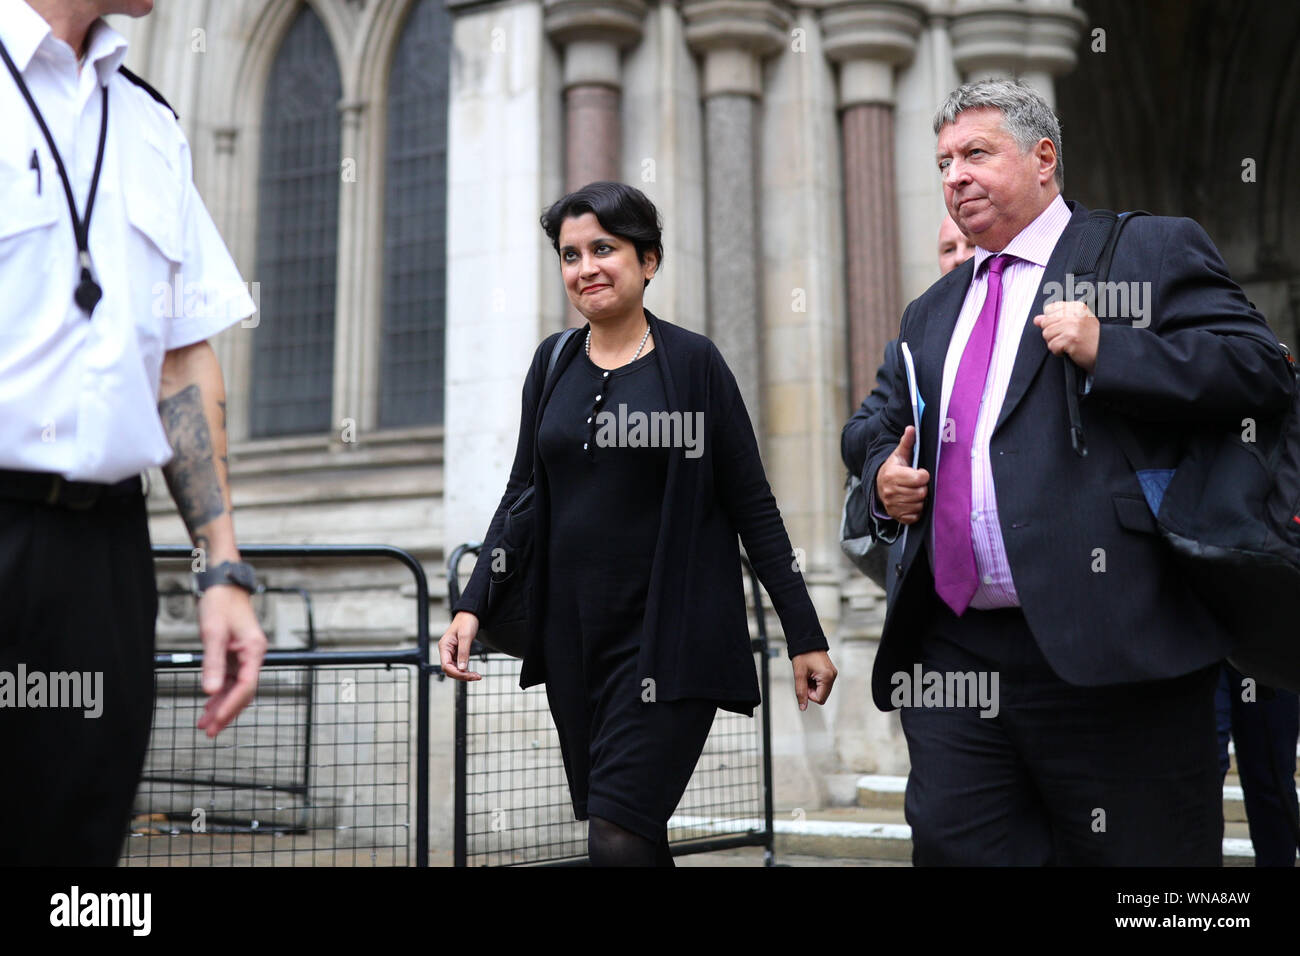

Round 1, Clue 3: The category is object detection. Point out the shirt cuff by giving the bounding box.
[867,483,902,544]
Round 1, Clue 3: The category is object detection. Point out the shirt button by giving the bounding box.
[595,394,602,402]
[587,417,592,424]
[982,574,994,585]
[971,510,979,521]
[583,442,588,450]
[603,371,609,378]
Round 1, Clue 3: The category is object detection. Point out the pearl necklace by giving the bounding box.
[586,322,651,367]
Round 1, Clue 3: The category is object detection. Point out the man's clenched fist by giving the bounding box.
[876,425,930,524]
[1034,300,1100,372]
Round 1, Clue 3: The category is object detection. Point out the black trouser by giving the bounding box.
[899,602,1223,866]
[1216,663,1300,866]
[0,489,157,866]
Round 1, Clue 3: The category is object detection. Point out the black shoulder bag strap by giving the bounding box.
[545,327,578,390]
[1064,209,1151,456]
[523,326,578,483]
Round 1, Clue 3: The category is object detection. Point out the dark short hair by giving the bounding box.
[540,181,664,287]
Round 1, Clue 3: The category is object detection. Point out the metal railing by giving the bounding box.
[122,545,432,867]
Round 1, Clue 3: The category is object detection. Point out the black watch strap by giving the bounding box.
[193,560,257,597]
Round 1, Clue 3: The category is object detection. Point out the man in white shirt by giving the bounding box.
[0,0,266,865]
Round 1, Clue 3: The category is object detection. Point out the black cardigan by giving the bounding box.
[454,309,829,715]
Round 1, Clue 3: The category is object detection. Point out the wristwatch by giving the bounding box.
[192,560,258,598]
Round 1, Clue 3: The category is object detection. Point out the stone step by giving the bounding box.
[858,774,1253,821]
[671,808,1261,865]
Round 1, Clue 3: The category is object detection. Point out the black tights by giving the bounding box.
[587,815,674,867]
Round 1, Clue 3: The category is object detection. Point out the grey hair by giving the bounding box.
[932,78,1064,190]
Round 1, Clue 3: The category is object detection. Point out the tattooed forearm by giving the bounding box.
[159,384,226,533]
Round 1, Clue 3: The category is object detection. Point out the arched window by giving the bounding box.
[380,0,451,427]
[251,5,342,437]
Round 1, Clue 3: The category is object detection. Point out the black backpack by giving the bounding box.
[1065,210,1300,692]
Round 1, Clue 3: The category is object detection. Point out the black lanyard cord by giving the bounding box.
[0,35,108,316]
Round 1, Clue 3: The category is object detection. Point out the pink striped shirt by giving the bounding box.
[932,195,1072,609]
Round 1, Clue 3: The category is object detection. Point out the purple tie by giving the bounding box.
[932,253,1013,615]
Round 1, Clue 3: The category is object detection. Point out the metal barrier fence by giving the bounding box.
[121,545,432,867]
[448,544,776,866]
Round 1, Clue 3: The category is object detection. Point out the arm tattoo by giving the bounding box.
[159,384,226,532]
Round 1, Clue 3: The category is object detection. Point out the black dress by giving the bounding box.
[537,345,717,842]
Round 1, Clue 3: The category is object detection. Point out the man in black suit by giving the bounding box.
[864,79,1294,865]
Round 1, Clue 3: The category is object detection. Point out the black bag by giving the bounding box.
[1066,210,1300,692]
[475,328,578,656]
[840,473,888,588]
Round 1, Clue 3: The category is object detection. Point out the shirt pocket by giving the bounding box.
[120,128,183,359]
[123,128,183,264]
[0,171,60,243]
[0,170,62,325]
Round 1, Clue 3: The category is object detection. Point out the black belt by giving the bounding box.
[0,469,144,510]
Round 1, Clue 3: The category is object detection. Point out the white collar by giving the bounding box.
[0,0,128,86]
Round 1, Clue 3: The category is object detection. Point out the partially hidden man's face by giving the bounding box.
[557,212,657,323]
[937,215,976,276]
[936,107,1058,253]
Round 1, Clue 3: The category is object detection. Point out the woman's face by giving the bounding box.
[557,213,657,323]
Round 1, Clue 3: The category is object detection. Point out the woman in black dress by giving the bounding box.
[440,182,837,866]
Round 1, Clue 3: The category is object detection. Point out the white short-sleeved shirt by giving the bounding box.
[0,3,255,483]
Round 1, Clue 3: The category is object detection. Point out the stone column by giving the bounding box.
[821,0,924,413]
[544,0,648,190]
[819,1,926,784]
[683,0,791,439]
[444,0,566,561]
[949,0,1086,108]
[544,1,647,327]
[332,98,371,448]
[211,126,252,444]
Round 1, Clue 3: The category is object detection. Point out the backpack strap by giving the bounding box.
[1063,209,1151,456]
[117,66,178,120]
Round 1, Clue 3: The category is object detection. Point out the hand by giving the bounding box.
[1034,300,1100,372]
[195,585,267,739]
[439,611,483,681]
[875,426,930,524]
[793,650,837,711]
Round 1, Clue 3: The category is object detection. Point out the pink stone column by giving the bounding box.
[842,102,902,408]
[565,84,621,191]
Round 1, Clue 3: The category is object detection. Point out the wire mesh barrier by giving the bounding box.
[448,544,776,866]
[121,545,432,867]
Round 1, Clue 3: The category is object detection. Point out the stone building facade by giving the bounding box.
[112,0,1299,847]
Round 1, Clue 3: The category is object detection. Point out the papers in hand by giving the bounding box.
[897,341,924,562]
[900,341,923,468]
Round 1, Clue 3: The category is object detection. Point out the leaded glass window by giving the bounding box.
[251,5,342,437]
[380,0,450,427]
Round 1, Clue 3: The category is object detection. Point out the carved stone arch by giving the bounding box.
[354,0,426,106]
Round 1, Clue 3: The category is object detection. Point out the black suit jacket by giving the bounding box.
[863,201,1294,711]
[842,337,900,478]
[455,309,828,715]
